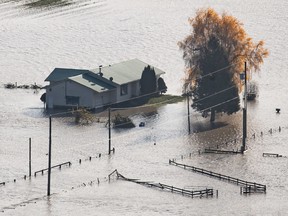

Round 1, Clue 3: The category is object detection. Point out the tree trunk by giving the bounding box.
[210,109,216,122]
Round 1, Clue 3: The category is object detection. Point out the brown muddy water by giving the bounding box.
[1,0,288,215]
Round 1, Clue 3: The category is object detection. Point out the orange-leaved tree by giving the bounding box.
[178,8,268,122]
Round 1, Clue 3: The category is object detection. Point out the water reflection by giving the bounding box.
[192,121,229,133]
[23,107,46,118]
[46,196,52,216]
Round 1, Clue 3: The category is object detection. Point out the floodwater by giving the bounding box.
[1,0,288,215]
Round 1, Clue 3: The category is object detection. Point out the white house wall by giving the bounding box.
[93,90,117,107]
[131,81,140,97]
[46,82,66,108]
[116,81,141,103]
[46,81,94,108]
[46,80,118,108]
[66,81,95,107]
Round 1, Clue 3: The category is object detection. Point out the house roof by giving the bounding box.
[69,73,116,92]
[91,59,166,85]
[45,68,90,82]
[44,59,166,92]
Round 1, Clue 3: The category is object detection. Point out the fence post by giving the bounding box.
[47,115,52,196]
[187,93,191,134]
[29,138,32,177]
[108,107,111,154]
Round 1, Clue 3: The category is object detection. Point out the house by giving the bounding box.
[44,59,166,109]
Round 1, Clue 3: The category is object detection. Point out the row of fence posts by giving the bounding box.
[1,138,33,187]
[108,169,217,199]
[196,125,284,153]
[45,112,115,196]
[0,137,108,189]
[3,122,282,193]
[169,160,266,194]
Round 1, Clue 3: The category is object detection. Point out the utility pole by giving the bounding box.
[29,138,31,177]
[241,62,247,153]
[47,115,52,196]
[187,93,191,134]
[108,108,111,154]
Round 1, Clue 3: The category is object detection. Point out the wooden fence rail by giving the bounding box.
[109,169,215,198]
[169,160,266,193]
[34,161,71,176]
[263,153,282,157]
[204,149,241,154]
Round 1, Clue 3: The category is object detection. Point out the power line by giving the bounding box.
[69,91,238,140]
[49,107,189,155]
[197,63,237,81]
[110,95,181,111]
[45,94,240,156]
[198,97,239,113]
[44,70,242,154]
[192,86,236,104]
[29,84,239,144]
[128,85,238,119]
[57,97,180,137]
[184,62,239,89]
[27,95,181,141]
[48,62,239,117]
[27,91,241,160]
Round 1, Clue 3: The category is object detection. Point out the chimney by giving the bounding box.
[98,65,103,77]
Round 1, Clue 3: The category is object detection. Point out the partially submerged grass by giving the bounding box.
[147,94,185,106]
[113,113,135,128]
[95,94,183,119]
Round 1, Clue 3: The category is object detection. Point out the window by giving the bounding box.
[66,96,79,105]
[120,84,128,96]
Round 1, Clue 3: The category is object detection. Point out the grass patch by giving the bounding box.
[109,94,184,109]
[147,94,185,105]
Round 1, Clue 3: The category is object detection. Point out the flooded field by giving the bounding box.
[1,0,288,215]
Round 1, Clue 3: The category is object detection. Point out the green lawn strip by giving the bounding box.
[147,94,184,106]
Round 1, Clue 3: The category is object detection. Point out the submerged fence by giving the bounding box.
[169,160,266,194]
[34,161,71,176]
[204,149,241,154]
[109,169,216,198]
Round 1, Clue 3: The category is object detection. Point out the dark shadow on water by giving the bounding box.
[25,107,74,118]
[192,121,229,133]
[23,107,47,118]
[24,0,72,9]
[0,0,72,9]
[0,0,73,9]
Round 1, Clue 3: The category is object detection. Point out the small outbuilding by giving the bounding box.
[44,59,166,109]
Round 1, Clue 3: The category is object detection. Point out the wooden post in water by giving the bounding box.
[29,138,31,177]
[108,107,111,155]
[241,62,247,154]
[47,115,52,196]
[187,93,191,134]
